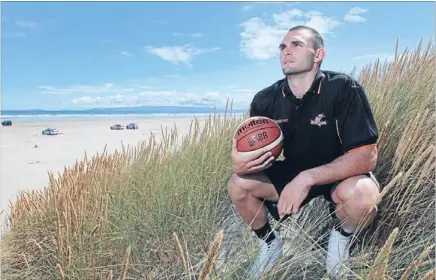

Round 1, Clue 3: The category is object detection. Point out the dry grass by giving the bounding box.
[1,38,434,280]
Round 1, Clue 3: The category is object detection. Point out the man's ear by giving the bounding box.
[315,48,326,63]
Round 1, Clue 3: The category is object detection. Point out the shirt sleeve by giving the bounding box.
[249,91,265,117]
[249,99,260,117]
[334,78,379,152]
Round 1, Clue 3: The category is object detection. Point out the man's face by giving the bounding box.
[279,29,322,75]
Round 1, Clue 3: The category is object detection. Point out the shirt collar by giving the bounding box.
[282,69,325,98]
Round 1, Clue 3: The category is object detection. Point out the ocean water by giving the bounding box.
[1,106,246,122]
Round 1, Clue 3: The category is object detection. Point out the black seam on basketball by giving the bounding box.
[235,126,281,144]
[238,138,284,153]
[236,130,283,153]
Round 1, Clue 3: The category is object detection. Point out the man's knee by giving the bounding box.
[332,175,380,215]
[227,172,278,202]
[227,173,249,202]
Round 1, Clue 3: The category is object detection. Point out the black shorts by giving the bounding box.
[262,160,380,221]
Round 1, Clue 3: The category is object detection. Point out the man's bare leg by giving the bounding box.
[227,172,283,278]
[332,175,380,234]
[227,172,279,229]
[326,174,380,276]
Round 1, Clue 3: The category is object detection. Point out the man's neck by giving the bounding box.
[286,70,318,99]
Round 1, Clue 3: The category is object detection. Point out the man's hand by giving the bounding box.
[277,171,314,218]
[231,139,275,175]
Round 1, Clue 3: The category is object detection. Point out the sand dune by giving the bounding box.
[0,117,205,233]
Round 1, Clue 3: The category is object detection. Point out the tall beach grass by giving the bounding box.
[1,38,434,280]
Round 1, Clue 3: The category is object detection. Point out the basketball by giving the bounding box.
[234,116,284,159]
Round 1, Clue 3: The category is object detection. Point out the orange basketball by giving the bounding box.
[234,116,284,159]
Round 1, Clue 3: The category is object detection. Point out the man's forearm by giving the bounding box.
[305,145,378,186]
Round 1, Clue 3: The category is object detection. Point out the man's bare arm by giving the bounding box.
[304,145,378,186]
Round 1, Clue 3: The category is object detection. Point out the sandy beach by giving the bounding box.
[0,116,207,232]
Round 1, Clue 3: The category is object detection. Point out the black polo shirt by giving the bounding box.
[249,69,378,172]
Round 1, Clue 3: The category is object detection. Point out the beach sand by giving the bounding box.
[0,116,208,233]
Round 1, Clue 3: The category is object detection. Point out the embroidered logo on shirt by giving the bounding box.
[275,118,288,124]
[310,113,327,127]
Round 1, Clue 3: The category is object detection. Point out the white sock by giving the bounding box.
[342,225,354,234]
[339,224,355,237]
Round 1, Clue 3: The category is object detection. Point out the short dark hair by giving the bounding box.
[288,25,324,51]
[288,25,324,66]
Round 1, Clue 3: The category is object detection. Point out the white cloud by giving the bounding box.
[353,52,395,62]
[239,9,341,60]
[145,45,220,67]
[15,19,40,28]
[258,1,290,5]
[41,80,255,109]
[194,90,256,108]
[344,7,368,23]
[273,9,305,27]
[201,91,228,104]
[242,2,299,12]
[38,83,116,95]
[137,90,231,107]
[69,91,190,107]
[72,96,94,104]
[242,5,254,11]
[72,94,132,105]
[233,88,255,93]
[38,77,177,99]
[172,32,203,37]
[190,32,203,38]
[239,18,287,60]
[69,88,255,109]
[164,74,183,78]
[121,51,134,57]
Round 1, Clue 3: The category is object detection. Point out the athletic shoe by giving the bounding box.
[247,230,284,279]
[326,227,352,277]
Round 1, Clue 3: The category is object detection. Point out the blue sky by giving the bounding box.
[1,1,434,110]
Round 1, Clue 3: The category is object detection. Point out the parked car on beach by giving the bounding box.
[42,128,59,135]
[126,123,138,129]
[2,120,12,126]
[110,124,124,130]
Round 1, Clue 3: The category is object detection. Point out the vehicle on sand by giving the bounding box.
[110,124,124,130]
[42,128,59,135]
[2,120,12,126]
[126,123,138,129]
